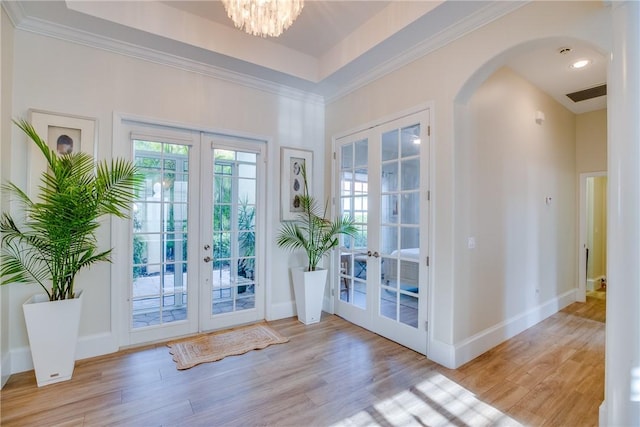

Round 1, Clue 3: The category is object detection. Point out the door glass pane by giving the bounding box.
[355,140,368,167]
[381,195,398,224]
[401,124,421,157]
[340,139,368,308]
[132,140,190,328]
[341,145,353,170]
[379,123,421,329]
[382,162,398,192]
[211,149,257,315]
[401,193,420,225]
[382,129,399,161]
[401,158,420,191]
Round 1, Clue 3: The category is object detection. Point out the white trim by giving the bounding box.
[599,400,607,427]
[324,2,527,103]
[1,351,10,388]
[427,337,456,369]
[453,289,575,368]
[8,345,32,374]
[0,1,27,27]
[6,9,324,106]
[266,301,296,321]
[332,106,433,355]
[334,103,432,142]
[115,111,270,145]
[77,332,118,360]
[8,332,117,375]
[112,112,273,347]
[2,0,523,105]
[587,275,606,292]
[323,293,335,315]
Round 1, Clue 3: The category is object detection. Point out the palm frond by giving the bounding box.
[276,162,357,271]
[0,119,142,300]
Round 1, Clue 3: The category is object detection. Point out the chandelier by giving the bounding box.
[221,0,304,38]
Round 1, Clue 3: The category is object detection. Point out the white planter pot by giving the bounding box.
[291,267,328,325]
[23,290,83,387]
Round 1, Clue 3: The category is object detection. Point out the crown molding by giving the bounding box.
[324,1,528,104]
[3,4,325,106]
[1,0,27,27]
[3,1,526,107]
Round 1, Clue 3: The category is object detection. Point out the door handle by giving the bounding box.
[367,250,380,258]
[204,244,211,250]
[204,256,213,263]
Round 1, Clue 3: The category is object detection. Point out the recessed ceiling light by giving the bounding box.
[571,59,591,69]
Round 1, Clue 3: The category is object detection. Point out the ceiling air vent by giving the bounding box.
[566,84,607,102]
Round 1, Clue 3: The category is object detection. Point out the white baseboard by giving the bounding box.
[267,301,296,321]
[428,337,456,369]
[9,331,118,375]
[453,290,575,368]
[76,332,118,360]
[599,400,607,426]
[1,351,10,388]
[587,276,606,291]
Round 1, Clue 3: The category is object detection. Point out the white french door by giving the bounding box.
[335,110,430,354]
[122,121,265,346]
[199,136,265,331]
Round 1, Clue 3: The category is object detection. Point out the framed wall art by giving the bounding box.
[28,109,97,198]
[280,147,313,221]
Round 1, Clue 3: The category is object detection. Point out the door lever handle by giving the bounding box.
[204,256,213,263]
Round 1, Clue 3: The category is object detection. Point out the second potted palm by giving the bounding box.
[276,163,356,324]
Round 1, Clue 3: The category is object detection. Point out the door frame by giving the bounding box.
[329,104,435,355]
[112,112,271,348]
[198,135,267,332]
[578,171,607,303]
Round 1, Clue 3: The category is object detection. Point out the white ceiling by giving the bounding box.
[162,1,393,58]
[5,1,607,112]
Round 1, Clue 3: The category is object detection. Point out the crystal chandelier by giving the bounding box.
[221,0,304,38]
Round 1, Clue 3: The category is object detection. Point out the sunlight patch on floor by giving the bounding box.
[331,372,522,427]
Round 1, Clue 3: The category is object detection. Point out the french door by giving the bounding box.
[199,136,265,331]
[335,110,430,354]
[125,122,265,345]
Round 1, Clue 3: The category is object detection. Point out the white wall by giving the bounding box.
[326,0,610,368]
[457,66,576,346]
[0,5,15,388]
[4,28,324,372]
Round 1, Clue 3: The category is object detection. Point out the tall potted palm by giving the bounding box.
[0,119,141,386]
[276,163,356,324]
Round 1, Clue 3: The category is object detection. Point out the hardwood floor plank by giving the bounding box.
[482,379,530,410]
[1,297,604,426]
[83,397,193,426]
[1,390,121,427]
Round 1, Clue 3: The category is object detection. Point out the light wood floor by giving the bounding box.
[0,295,605,426]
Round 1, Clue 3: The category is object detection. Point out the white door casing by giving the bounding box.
[113,116,267,347]
[334,108,431,354]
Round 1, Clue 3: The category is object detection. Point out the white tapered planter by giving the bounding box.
[291,267,328,325]
[23,290,83,387]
